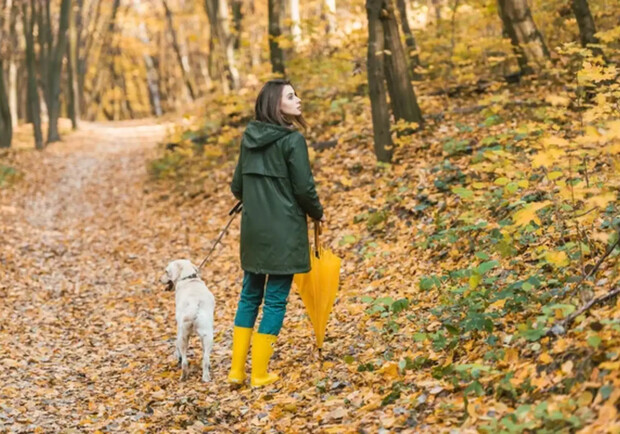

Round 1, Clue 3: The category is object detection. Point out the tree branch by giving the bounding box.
[548,286,620,336]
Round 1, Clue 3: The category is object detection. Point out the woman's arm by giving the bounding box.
[286,133,323,220]
[231,151,242,200]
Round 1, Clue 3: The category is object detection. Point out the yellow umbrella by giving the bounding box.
[294,222,342,350]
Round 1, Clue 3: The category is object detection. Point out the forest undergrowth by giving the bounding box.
[147,41,620,431]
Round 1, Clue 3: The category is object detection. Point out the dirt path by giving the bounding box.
[1,120,378,432]
[0,121,249,431]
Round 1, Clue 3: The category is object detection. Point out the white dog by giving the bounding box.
[160,259,215,382]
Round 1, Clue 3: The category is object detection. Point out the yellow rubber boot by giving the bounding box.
[251,333,279,387]
[228,326,253,384]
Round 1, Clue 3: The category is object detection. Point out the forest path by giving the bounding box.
[0,120,254,431]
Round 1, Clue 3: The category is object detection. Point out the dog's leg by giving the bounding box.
[177,320,192,381]
[200,330,214,382]
[175,322,183,366]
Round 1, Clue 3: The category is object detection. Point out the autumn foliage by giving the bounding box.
[1,0,620,432]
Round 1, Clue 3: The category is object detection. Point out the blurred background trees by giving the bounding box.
[0,0,616,156]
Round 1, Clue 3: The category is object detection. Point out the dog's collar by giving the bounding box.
[179,273,199,282]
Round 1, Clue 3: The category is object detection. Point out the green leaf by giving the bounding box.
[390,298,409,314]
[419,275,441,290]
[343,355,355,364]
[587,335,602,348]
[465,380,484,396]
[521,326,546,341]
[452,186,474,199]
[413,332,427,342]
[360,295,374,304]
[477,260,499,275]
[600,384,613,400]
[376,296,394,306]
[339,234,357,245]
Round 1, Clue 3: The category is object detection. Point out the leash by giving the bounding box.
[197,201,242,270]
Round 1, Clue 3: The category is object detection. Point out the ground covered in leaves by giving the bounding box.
[2,76,620,432]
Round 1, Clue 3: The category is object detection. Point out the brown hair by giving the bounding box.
[254,79,308,130]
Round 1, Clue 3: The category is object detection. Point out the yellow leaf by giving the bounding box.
[545,250,570,267]
[504,348,519,364]
[494,177,510,186]
[586,192,616,209]
[548,171,563,180]
[488,299,506,310]
[539,352,553,364]
[545,94,571,107]
[340,176,353,187]
[517,180,530,188]
[380,362,400,379]
[511,201,552,227]
[599,361,620,371]
[469,273,481,289]
[561,360,574,375]
[531,375,550,390]
[578,391,594,407]
[2,358,21,368]
[532,148,566,168]
[542,136,570,148]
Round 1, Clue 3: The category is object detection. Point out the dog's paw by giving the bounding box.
[202,373,211,382]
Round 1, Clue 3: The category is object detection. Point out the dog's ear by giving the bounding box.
[170,261,183,282]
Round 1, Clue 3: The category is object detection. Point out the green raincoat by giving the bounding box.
[231,121,323,274]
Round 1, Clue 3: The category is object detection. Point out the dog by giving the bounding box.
[160,259,215,382]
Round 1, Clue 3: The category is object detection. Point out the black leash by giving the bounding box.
[197,201,242,270]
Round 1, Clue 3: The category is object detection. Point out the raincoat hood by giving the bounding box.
[242,120,295,149]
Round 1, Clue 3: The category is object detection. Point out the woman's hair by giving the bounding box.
[254,79,308,130]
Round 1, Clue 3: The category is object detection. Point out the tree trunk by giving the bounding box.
[22,0,43,149]
[497,0,549,75]
[204,0,240,92]
[67,0,79,129]
[79,0,103,113]
[431,0,441,35]
[232,0,242,49]
[218,0,240,90]
[366,0,393,163]
[133,0,163,116]
[268,0,285,74]
[46,0,72,143]
[570,0,603,57]
[324,0,336,34]
[5,0,18,129]
[396,0,420,78]
[0,60,12,148]
[290,0,301,43]
[8,59,17,129]
[162,0,196,100]
[382,0,423,125]
[84,0,119,120]
[249,0,262,68]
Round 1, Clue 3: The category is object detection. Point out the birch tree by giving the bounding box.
[497,0,549,75]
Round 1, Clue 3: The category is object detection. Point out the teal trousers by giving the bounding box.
[234,272,293,336]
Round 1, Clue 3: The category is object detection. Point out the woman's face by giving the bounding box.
[280,85,302,117]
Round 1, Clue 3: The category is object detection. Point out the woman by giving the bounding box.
[228,79,324,387]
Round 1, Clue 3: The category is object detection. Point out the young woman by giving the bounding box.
[228,79,324,387]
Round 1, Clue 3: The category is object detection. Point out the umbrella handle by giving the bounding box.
[314,221,320,258]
